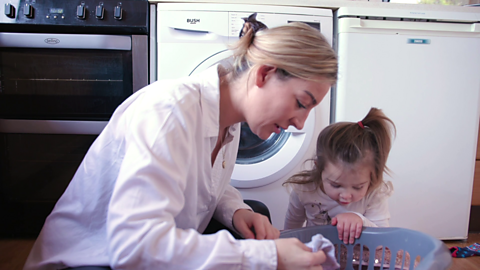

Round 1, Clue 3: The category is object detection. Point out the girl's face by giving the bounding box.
[321,161,372,205]
[244,66,331,140]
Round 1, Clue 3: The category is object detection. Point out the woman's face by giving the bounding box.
[245,66,331,140]
[321,161,371,205]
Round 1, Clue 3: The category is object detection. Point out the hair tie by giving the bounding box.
[239,13,267,39]
[358,121,365,129]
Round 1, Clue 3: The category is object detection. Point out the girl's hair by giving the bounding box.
[284,107,396,194]
[228,21,338,84]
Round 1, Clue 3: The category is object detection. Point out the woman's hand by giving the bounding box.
[275,238,326,270]
[331,212,363,244]
[232,209,279,240]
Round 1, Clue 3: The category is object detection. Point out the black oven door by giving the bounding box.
[0,32,147,121]
[0,130,98,237]
[0,33,147,237]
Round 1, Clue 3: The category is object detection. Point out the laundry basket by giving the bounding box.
[280,225,452,270]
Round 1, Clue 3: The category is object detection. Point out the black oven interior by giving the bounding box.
[0,48,133,121]
[0,0,149,238]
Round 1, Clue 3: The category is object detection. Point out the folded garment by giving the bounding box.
[305,234,340,270]
[450,243,480,258]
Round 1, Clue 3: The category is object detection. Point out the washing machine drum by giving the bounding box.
[237,122,290,164]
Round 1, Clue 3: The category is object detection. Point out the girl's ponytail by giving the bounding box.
[358,108,396,191]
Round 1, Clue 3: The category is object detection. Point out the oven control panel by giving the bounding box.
[0,0,148,34]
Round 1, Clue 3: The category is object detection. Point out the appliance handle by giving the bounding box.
[339,18,480,37]
[0,119,107,135]
[0,33,132,50]
[168,26,229,38]
[172,27,210,34]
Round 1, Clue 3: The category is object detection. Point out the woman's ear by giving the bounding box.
[255,65,276,88]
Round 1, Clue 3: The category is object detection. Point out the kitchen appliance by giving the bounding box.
[153,3,333,229]
[0,0,149,237]
[334,6,480,239]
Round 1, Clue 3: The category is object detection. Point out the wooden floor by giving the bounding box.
[0,238,35,270]
[443,232,480,270]
[1,233,479,269]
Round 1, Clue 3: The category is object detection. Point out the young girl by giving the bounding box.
[283,107,395,245]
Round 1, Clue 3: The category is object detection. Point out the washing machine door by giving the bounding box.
[188,49,230,76]
[191,52,316,188]
[233,115,315,188]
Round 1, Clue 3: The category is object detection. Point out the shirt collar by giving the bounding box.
[191,64,223,139]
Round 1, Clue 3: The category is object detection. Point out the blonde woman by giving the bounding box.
[25,22,337,270]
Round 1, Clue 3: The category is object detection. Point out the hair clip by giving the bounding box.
[239,13,267,38]
[358,121,365,129]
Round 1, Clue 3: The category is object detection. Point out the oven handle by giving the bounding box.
[0,119,107,135]
[0,33,131,50]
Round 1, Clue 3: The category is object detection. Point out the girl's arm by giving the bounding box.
[361,197,391,227]
[330,199,389,244]
[332,182,393,244]
[284,189,307,229]
[358,181,394,227]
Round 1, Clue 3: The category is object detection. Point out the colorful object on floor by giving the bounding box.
[450,243,480,258]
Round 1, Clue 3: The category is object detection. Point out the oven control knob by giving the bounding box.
[24,3,34,18]
[4,3,15,18]
[95,5,104,20]
[113,6,122,20]
[76,5,86,20]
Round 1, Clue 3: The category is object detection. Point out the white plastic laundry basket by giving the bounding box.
[280,225,452,270]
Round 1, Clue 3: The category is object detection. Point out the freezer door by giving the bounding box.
[335,19,480,239]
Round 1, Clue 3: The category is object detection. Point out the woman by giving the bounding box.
[24,21,338,270]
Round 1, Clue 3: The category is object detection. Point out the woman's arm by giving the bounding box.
[105,89,278,269]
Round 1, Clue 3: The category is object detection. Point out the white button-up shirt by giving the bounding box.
[24,65,277,270]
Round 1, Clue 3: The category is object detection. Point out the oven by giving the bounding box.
[0,0,149,237]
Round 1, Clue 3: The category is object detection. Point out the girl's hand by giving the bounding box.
[275,238,326,270]
[331,213,363,244]
[232,209,280,240]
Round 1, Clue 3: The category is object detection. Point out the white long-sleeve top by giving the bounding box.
[24,65,277,270]
[284,181,393,230]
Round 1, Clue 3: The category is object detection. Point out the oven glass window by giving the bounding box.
[0,48,132,121]
[0,133,97,237]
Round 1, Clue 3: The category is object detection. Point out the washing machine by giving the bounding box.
[151,3,333,229]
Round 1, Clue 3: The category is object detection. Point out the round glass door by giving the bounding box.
[237,122,290,165]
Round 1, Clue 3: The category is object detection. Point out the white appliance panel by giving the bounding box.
[336,10,480,239]
[158,7,332,81]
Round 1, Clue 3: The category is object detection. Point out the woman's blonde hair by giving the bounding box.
[284,108,396,195]
[228,22,338,84]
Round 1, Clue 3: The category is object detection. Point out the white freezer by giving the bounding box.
[334,7,480,240]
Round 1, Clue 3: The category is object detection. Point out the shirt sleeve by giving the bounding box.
[352,181,394,227]
[284,189,307,230]
[214,184,252,231]
[105,90,277,270]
